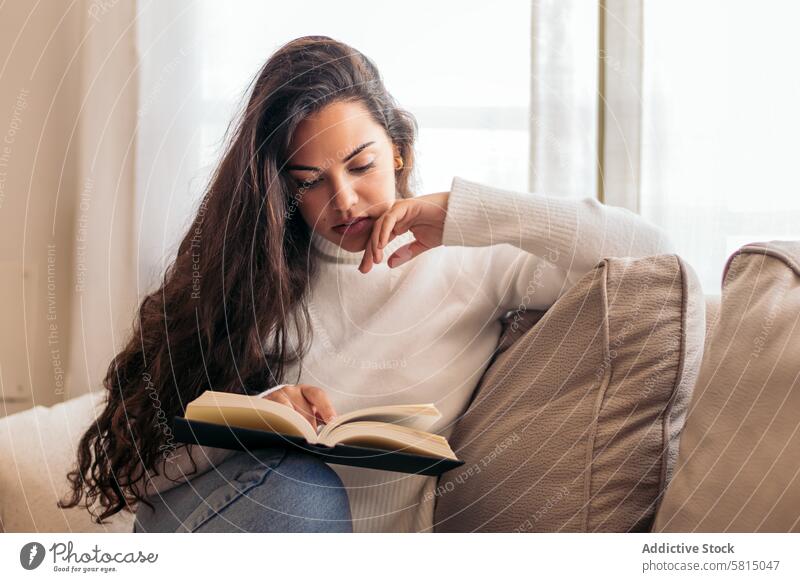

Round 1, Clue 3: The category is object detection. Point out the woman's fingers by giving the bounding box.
[377,207,404,256]
[288,389,318,431]
[267,390,294,408]
[387,239,428,268]
[358,202,418,273]
[358,239,374,274]
[266,386,317,431]
[378,213,396,251]
[370,214,386,264]
[361,203,414,273]
[301,385,338,423]
[360,196,448,273]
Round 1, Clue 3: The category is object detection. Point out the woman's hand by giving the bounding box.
[261,384,337,431]
[358,192,450,274]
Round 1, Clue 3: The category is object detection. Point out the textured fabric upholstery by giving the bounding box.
[434,254,705,532]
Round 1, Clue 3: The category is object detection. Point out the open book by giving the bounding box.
[174,390,462,475]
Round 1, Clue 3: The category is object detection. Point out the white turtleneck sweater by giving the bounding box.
[140,176,674,533]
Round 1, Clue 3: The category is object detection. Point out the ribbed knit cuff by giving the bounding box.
[256,384,291,398]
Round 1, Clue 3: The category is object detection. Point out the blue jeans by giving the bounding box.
[132,447,352,532]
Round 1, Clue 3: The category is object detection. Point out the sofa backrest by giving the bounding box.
[653,241,800,532]
[497,294,720,357]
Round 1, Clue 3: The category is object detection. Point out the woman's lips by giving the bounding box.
[332,217,373,237]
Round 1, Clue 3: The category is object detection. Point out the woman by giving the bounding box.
[58,35,674,533]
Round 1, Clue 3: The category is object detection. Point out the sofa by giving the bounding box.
[2,240,798,533]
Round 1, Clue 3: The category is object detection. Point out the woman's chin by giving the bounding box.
[332,231,369,253]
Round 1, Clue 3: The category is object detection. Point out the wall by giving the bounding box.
[0,2,82,414]
[0,0,138,416]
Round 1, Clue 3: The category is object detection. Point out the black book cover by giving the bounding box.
[172,416,464,477]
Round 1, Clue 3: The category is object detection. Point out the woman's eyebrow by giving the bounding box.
[286,141,375,172]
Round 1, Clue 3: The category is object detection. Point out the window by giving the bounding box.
[196,0,531,194]
[640,0,800,291]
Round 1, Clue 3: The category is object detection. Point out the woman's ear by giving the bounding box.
[392,144,404,171]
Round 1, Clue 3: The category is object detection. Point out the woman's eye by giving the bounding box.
[297,178,321,189]
[294,163,373,189]
[351,162,375,173]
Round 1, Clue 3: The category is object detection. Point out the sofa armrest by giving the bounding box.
[0,391,135,532]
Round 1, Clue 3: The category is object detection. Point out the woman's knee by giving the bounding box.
[134,447,285,533]
[227,449,352,531]
[139,448,351,533]
[133,447,351,533]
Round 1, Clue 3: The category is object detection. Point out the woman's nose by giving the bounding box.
[331,179,358,213]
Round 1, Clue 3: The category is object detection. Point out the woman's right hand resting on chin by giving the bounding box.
[261,384,338,431]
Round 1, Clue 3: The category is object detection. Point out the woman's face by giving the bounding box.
[286,100,402,253]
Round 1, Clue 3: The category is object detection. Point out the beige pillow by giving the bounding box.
[653,241,800,532]
[434,253,705,532]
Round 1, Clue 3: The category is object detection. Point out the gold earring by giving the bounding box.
[394,157,404,170]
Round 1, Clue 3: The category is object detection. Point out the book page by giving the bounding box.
[317,403,442,441]
[185,390,318,443]
[318,421,457,460]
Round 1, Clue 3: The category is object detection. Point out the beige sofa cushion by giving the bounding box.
[653,241,800,532]
[0,391,134,532]
[434,253,705,532]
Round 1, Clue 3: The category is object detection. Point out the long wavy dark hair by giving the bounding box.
[58,35,418,523]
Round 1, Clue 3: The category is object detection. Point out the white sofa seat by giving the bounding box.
[0,391,135,532]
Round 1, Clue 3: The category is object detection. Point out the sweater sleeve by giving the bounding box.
[256,384,291,398]
[440,176,676,313]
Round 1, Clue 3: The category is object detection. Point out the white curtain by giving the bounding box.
[639,0,800,292]
[135,0,204,293]
[529,0,599,199]
[529,0,645,209]
[532,0,800,292]
[598,0,643,212]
